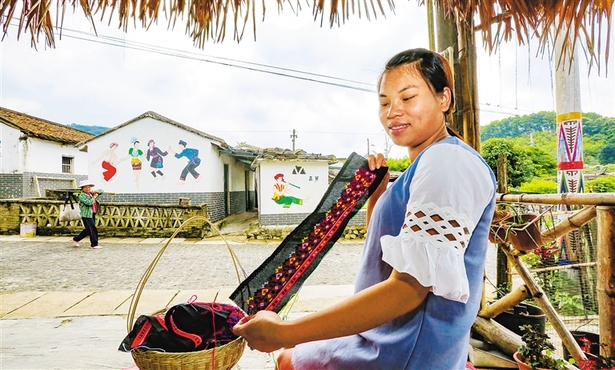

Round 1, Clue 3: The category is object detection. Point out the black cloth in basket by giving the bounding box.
[119,302,245,353]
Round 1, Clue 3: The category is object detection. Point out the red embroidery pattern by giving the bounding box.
[245,168,377,313]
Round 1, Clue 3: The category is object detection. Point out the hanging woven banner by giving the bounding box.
[230,152,388,314]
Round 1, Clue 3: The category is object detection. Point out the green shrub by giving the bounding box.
[586,176,615,193]
[518,178,557,194]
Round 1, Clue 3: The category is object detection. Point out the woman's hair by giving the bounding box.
[379,48,455,119]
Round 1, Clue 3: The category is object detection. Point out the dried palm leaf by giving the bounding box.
[0,0,611,70]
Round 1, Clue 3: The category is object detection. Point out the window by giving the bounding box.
[62,156,73,174]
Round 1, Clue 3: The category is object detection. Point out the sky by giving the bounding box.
[1,2,613,159]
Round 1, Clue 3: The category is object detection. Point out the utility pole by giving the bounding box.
[554,26,584,264]
[290,129,297,151]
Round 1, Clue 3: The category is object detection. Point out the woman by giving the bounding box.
[232,48,496,369]
[71,180,103,249]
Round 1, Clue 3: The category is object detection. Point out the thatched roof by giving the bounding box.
[1,0,611,68]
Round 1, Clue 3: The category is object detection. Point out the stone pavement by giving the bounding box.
[0,231,499,370]
[0,234,359,370]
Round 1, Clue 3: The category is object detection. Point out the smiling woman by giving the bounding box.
[232,48,497,370]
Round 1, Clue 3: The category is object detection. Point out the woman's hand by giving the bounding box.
[366,153,390,226]
[367,153,387,172]
[232,311,291,353]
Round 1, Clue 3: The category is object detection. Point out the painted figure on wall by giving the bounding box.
[168,140,201,185]
[146,139,168,181]
[272,173,305,208]
[92,142,123,182]
[128,137,144,189]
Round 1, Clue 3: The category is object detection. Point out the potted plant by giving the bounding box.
[570,341,615,370]
[514,324,568,370]
[563,331,600,360]
[490,207,543,251]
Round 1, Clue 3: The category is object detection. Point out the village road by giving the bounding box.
[1,238,498,294]
[0,239,365,293]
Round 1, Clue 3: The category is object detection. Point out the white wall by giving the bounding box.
[224,155,250,192]
[0,123,88,174]
[86,117,225,193]
[259,161,329,215]
[0,123,20,173]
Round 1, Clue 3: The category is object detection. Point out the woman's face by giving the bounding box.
[82,185,91,192]
[378,66,451,157]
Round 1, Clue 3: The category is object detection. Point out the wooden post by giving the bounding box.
[496,154,511,297]
[596,206,615,358]
[455,11,480,151]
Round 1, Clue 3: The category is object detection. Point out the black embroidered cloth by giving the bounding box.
[230,152,388,314]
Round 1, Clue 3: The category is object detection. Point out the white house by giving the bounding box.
[0,106,93,199]
[75,111,257,221]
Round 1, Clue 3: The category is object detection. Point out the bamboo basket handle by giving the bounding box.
[126,215,246,333]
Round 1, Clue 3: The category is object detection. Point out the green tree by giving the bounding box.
[599,142,615,164]
[525,147,557,176]
[481,139,536,188]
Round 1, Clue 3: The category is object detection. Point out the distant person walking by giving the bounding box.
[72,180,103,249]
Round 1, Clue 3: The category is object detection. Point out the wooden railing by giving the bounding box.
[0,199,210,238]
[473,192,615,367]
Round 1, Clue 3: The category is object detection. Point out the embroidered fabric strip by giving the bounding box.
[230,152,388,314]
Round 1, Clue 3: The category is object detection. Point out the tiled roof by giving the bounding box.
[75,111,229,148]
[0,107,93,144]
[257,147,337,163]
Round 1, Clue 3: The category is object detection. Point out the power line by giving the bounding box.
[8,20,545,117]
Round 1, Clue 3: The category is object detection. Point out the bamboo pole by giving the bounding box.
[479,285,531,319]
[473,317,523,355]
[596,206,615,358]
[472,317,579,370]
[540,205,597,243]
[497,192,615,206]
[501,245,587,361]
[530,262,597,274]
[496,155,511,297]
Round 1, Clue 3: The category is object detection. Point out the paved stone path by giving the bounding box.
[0,236,364,292]
[0,234,499,370]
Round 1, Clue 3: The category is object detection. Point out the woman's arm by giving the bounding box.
[232,269,429,353]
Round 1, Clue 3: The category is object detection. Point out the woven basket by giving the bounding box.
[126,215,247,370]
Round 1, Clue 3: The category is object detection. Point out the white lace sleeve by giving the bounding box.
[380,143,494,303]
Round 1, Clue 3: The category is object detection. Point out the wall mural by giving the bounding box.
[127,137,144,189]
[92,142,123,183]
[168,140,202,185]
[89,131,207,193]
[272,172,308,209]
[262,164,329,215]
[146,139,168,181]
